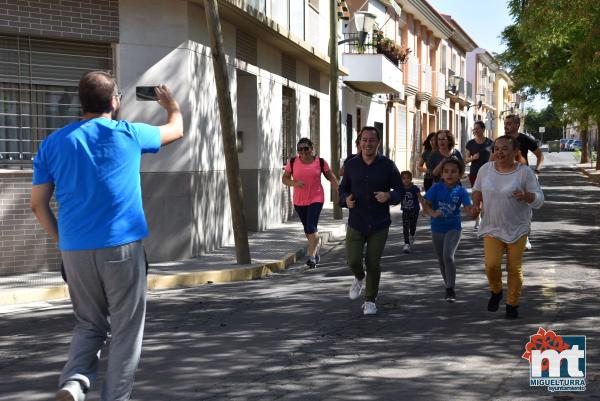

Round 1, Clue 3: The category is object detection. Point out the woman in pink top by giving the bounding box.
[282,138,339,269]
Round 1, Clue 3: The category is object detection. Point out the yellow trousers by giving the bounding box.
[483,235,527,306]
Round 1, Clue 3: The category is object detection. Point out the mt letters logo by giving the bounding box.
[522,327,586,392]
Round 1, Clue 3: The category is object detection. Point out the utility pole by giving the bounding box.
[203,0,251,264]
[329,0,343,219]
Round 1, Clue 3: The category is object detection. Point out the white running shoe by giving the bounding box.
[56,381,85,401]
[474,220,480,230]
[402,243,411,253]
[348,277,364,300]
[362,301,378,315]
[525,238,532,250]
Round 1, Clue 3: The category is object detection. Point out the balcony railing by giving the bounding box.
[458,79,465,97]
[341,32,410,67]
[432,71,445,106]
[436,72,445,97]
[404,55,419,94]
[341,32,405,95]
[420,64,432,95]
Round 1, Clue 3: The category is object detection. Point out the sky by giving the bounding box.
[426,0,548,110]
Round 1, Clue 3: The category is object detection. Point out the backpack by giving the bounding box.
[290,156,325,176]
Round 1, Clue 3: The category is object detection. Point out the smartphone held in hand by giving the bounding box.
[136,86,158,101]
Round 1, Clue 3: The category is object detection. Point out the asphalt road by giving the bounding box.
[1,152,599,401]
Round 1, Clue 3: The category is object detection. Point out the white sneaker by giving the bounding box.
[410,235,415,244]
[525,238,532,250]
[348,277,364,300]
[402,243,411,253]
[362,301,378,315]
[56,381,85,401]
[474,220,480,230]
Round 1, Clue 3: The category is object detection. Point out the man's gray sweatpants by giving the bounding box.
[60,240,147,401]
[431,230,462,289]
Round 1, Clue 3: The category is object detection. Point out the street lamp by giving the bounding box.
[329,5,377,219]
[337,11,377,46]
[353,11,377,46]
[448,75,463,94]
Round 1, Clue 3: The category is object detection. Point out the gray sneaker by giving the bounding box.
[56,381,85,401]
[348,277,364,300]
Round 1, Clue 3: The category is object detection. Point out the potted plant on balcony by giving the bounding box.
[377,37,393,54]
[396,46,412,64]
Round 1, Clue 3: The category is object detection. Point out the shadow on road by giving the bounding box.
[1,166,598,401]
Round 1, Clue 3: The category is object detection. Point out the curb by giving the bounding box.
[0,226,346,306]
[577,166,600,185]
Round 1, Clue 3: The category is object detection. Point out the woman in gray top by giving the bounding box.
[471,135,544,319]
[465,121,493,187]
[465,121,493,229]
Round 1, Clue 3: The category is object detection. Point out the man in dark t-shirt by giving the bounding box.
[502,114,544,250]
[503,114,544,174]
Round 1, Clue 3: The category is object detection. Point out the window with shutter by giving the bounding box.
[236,30,258,66]
[0,34,112,167]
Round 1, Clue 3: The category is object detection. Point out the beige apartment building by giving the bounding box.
[494,70,521,138]
[0,0,520,276]
[467,48,498,138]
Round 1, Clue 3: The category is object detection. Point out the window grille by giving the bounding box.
[0,34,112,167]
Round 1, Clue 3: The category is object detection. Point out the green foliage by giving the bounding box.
[523,105,563,141]
[498,0,600,122]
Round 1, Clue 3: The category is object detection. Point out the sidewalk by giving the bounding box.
[576,162,600,184]
[0,207,347,305]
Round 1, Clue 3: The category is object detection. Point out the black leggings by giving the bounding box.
[402,212,419,244]
[423,177,434,192]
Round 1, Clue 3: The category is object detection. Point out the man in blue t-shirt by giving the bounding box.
[31,71,183,401]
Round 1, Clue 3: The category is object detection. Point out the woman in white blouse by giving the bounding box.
[471,135,544,319]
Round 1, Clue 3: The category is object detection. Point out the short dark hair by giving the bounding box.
[474,121,486,130]
[359,126,380,141]
[494,135,519,150]
[440,157,465,176]
[505,114,521,125]
[437,129,456,148]
[78,71,117,114]
[297,137,313,148]
[400,170,413,180]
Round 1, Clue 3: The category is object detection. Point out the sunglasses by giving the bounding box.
[297,146,311,151]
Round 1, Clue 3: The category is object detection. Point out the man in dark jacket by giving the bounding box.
[339,126,403,315]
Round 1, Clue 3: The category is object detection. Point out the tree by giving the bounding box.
[523,106,563,142]
[203,0,251,264]
[498,0,600,167]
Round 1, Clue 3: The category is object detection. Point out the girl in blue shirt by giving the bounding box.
[423,158,476,302]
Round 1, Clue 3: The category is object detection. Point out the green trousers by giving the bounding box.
[346,226,389,301]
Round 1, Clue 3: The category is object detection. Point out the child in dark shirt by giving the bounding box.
[398,171,421,253]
